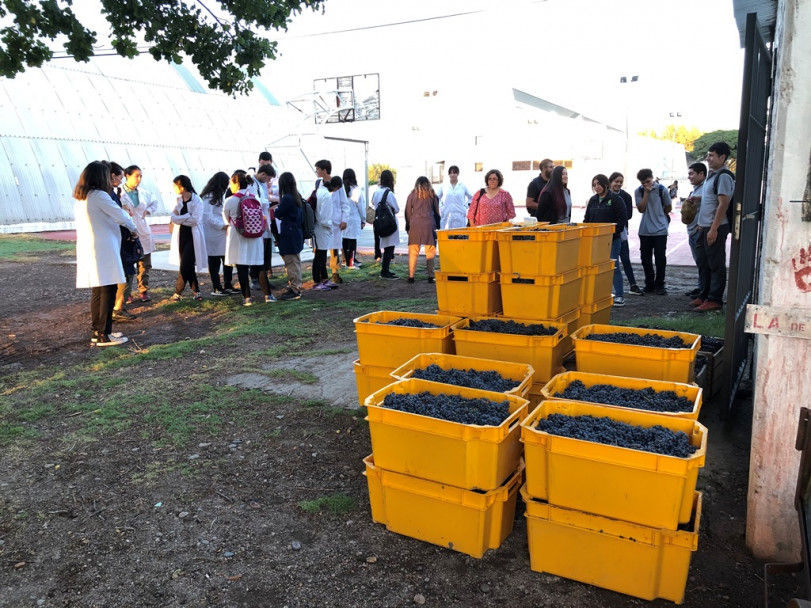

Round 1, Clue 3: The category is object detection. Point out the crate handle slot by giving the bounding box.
[447,276,470,282]
[447,235,470,241]
[512,235,535,241]
[512,278,535,285]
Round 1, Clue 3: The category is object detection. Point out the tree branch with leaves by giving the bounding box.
[0,0,325,95]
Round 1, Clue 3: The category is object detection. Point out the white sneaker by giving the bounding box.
[613,297,626,307]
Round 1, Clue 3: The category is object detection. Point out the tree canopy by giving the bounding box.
[0,0,325,95]
[691,129,739,160]
[368,163,396,185]
[638,124,704,152]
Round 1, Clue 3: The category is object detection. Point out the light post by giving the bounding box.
[620,75,639,179]
[669,111,682,180]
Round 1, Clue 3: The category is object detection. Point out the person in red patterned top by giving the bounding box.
[466,169,516,226]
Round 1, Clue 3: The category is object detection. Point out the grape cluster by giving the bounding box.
[584,332,689,349]
[412,364,520,393]
[468,319,558,336]
[384,318,440,329]
[695,354,708,376]
[382,391,511,426]
[555,380,692,413]
[537,414,698,458]
[700,336,724,354]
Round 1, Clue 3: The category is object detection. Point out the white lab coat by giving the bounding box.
[372,187,400,248]
[223,190,265,266]
[342,185,366,240]
[437,181,473,229]
[313,185,334,250]
[201,194,227,257]
[329,186,351,249]
[120,186,159,254]
[253,179,273,239]
[170,193,209,272]
[75,189,137,288]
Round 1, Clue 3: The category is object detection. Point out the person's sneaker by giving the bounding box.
[138,292,151,302]
[629,285,644,295]
[685,288,701,297]
[323,280,339,289]
[265,294,277,303]
[654,287,668,295]
[193,292,203,301]
[613,297,626,308]
[380,272,399,280]
[211,289,227,297]
[643,286,655,294]
[352,262,363,269]
[312,283,331,291]
[279,289,301,301]
[223,287,240,295]
[170,293,182,302]
[243,297,253,306]
[427,276,434,284]
[345,264,358,270]
[250,279,261,290]
[94,333,128,347]
[690,298,705,307]
[695,300,722,312]
[112,309,137,322]
[407,277,415,284]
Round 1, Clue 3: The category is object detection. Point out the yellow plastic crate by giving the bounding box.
[364,454,523,558]
[571,223,615,267]
[572,324,701,383]
[436,222,513,273]
[520,399,707,529]
[498,308,580,356]
[353,359,397,407]
[435,271,501,317]
[499,268,582,319]
[579,260,615,306]
[452,317,567,385]
[495,224,582,275]
[523,486,702,604]
[354,311,464,369]
[365,378,529,490]
[541,371,703,420]
[577,297,613,328]
[390,353,534,398]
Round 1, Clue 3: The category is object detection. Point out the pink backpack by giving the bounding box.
[230,191,266,238]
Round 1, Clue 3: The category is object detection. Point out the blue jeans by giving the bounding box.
[610,237,623,298]
[619,238,637,287]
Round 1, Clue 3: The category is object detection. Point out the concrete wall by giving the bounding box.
[747,0,811,561]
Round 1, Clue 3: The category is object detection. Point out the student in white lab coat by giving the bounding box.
[372,169,400,279]
[121,165,159,302]
[169,175,208,301]
[437,165,473,229]
[311,177,334,291]
[200,171,236,295]
[341,168,366,269]
[74,161,138,347]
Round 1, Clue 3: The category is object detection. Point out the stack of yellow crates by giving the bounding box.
[352,311,463,406]
[519,398,707,603]
[362,376,529,558]
[574,223,617,329]
[434,222,512,317]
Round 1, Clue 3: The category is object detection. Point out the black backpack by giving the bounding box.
[711,168,736,225]
[302,199,315,240]
[373,190,397,237]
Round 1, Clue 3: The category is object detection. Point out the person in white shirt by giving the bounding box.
[341,168,366,269]
[314,159,350,285]
[437,165,473,229]
[250,164,275,288]
[120,165,159,302]
[311,175,334,291]
[169,175,208,302]
[200,171,236,295]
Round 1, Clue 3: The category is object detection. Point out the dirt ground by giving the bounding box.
[0,249,803,608]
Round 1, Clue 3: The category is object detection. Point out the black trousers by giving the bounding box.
[176,236,199,294]
[250,238,274,278]
[208,255,234,291]
[236,264,268,298]
[382,246,395,274]
[695,224,730,304]
[343,238,357,267]
[312,248,328,284]
[90,284,117,336]
[639,235,668,290]
[373,225,382,260]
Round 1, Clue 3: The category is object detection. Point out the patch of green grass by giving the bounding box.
[0,235,74,260]
[18,403,55,422]
[614,314,725,337]
[0,423,39,444]
[297,493,355,515]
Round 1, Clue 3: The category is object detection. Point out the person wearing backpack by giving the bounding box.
[372,170,401,279]
[223,170,275,306]
[275,172,305,301]
[682,163,707,298]
[169,175,208,302]
[691,142,734,312]
[634,168,672,295]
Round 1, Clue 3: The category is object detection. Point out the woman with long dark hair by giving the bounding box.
[404,176,440,283]
[200,171,236,295]
[535,166,571,224]
[169,175,208,301]
[585,173,628,307]
[342,168,365,270]
[275,171,305,300]
[372,170,400,279]
[608,171,642,295]
[74,160,137,346]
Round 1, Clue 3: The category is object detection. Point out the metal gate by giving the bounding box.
[722,12,772,414]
